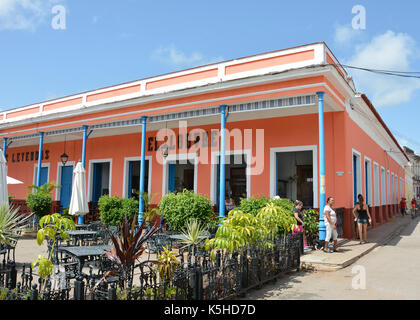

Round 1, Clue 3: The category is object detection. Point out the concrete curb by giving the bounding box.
[300,217,414,272]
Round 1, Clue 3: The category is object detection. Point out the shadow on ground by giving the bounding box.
[237,268,322,300]
[384,216,420,247]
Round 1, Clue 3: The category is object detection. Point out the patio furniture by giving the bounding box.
[75,224,90,230]
[67,230,98,246]
[87,221,103,231]
[90,225,119,245]
[59,244,112,276]
[145,233,174,259]
[168,232,210,242]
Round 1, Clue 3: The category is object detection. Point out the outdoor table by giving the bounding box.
[67,230,98,245]
[75,224,90,230]
[168,234,209,241]
[59,245,112,275]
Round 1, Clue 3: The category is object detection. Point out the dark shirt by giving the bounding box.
[356,204,368,220]
[294,208,303,226]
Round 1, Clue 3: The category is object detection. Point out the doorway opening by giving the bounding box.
[216,154,248,208]
[91,162,110,203]
[168,161,195,193]
[59,165,73,213]
[127,160,150,200]
[276,151,313,207]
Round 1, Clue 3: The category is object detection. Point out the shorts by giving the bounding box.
[325,224,338,242]
[357,218,368,224]
[400,208,406,214]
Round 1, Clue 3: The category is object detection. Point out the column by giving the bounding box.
[219,105,227,220]
[79,125,89,225]
[36,132,44,188]
[2,138,7,157]
[138,116,147,225]
[317,92,326,241]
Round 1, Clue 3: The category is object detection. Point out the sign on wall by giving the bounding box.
[5,150,50,163]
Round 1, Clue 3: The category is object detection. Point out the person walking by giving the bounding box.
[293,200,307,253]
[323,197,339,253]
[353,194,372,244]
[399,197,407,216]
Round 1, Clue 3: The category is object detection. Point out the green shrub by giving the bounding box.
[26,192,53,218]
[98,195,139,226]
[303,209,319,244]
[270,198,295,212]
[206,202,297,254]
[236,196,270,216]
[236,195,295,216]
[159,189,217,232]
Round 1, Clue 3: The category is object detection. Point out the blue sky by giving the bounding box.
[1,0,419,153]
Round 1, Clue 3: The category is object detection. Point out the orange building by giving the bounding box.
[0,42,408,238]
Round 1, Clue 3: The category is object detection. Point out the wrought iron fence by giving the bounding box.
[0,261,72,300]
[335,207,345,238]
[0,233,301,301]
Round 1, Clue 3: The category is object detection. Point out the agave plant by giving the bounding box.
[94,214,162,291]
[0,204,33,246]
[179,219,209,251]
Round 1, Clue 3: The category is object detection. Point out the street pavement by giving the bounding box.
[241,215,420,300]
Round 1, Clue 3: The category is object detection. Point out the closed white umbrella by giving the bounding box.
[7,176,23,185]
[0,151,9,208]
[68,162,89,218]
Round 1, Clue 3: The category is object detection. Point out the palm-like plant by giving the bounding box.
[179,219,208,246]
[98,214,162,290]
[0,204,33,246]
[27,182,61,194]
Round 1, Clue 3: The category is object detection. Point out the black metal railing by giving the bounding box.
[335,207,345,238]
[0,232,301,301]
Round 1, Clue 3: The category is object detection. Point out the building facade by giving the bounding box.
[403,146,420,201]
[0,42,408,238]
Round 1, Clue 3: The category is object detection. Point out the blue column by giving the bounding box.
[82,125,88,169]
[36,132,44,188]
[219,105,227,220]
[138,116,147,225]
[317,92,326,241]
[79,125,89,225]
[2,138,7,157]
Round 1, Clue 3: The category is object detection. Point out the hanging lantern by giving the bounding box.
[60,152,69,166]
[61,134,69,166]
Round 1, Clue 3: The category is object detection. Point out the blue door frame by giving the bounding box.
[353,155,358,205]
[59,166,73,213]
[365,161,369,205]
[92,163,103,203]
[168,163,176,193]
[36,166,48,187]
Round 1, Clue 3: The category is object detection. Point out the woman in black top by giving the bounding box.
[293,200,307,251]
[352,194,372,244]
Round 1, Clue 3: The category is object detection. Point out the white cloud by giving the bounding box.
[152,44,223,68]
[346,30,420,107]
[0,0,64,31]
[334,24,362,45]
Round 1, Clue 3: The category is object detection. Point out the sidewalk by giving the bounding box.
[300,214,413,271]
